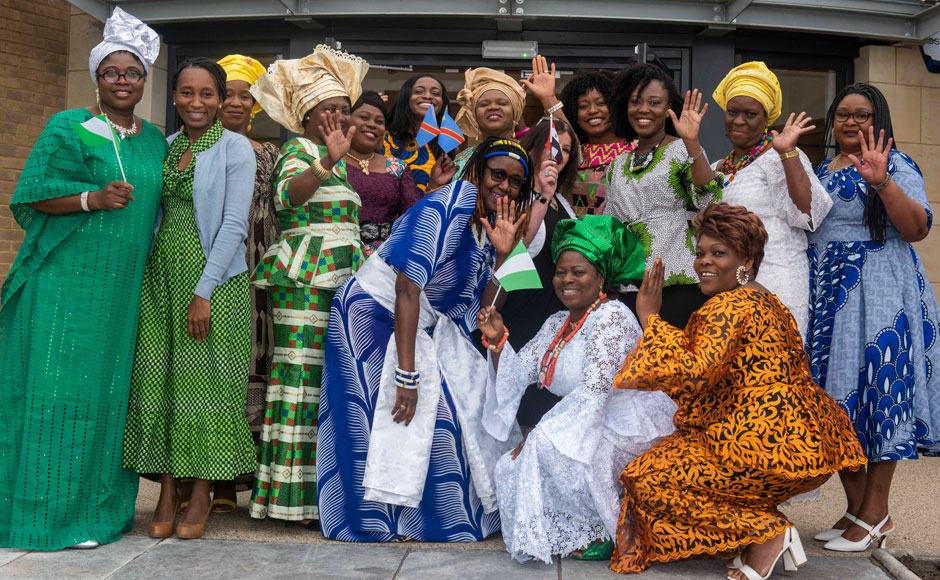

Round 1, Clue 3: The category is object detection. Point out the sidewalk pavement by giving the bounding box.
[0,537,894,580]
[2,457,936,579]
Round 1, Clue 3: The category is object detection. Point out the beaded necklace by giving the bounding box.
[538,294,606,387]
[717,128,773,185]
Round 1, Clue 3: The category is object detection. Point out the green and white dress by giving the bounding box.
[249,137,364,521]
[0,108,166,550]
[123,121,256,480]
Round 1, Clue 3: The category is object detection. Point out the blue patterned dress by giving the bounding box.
[807,150,940,462]
[318,181,501,541]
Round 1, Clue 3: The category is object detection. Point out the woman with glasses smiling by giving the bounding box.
[318,137,533,543]
[0,8,164,551]
[806,82,940,553]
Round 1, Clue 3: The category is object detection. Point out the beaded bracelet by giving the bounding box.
[871,173,893,191]
[481,326,510,353]
[394,366,420,390]
[545,101,563,115]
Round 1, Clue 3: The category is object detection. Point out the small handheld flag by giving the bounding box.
[437,110,465,155]
[72,115,127,181]
[546,117,563,164]
[491,241,542,306]
[415,104,440,148]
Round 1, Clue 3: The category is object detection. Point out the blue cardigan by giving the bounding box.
[155,128,256,300]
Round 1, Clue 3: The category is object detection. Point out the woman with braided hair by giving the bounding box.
[318,137,533,542]
[807,82,939,553]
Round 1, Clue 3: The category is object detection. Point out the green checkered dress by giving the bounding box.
[123,120,256,480]
[249,138,363,521]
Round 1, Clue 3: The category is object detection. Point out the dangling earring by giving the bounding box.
[735,265,750,285]
[95,87,100,106]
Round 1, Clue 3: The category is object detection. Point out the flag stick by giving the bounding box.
[109,136,127,182]
[489,284,503,309]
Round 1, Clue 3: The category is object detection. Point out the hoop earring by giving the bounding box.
[736,265,750,286]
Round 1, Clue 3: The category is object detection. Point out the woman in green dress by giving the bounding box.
[122,58,257,540]
[246,45,369,525]
[0,8,164,551]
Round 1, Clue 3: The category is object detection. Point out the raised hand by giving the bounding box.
[481,197,526,257]
[848,126,892,187]
[636,257,664,329]
[319,111,356,168]
[428,153,458,191]
[520,55,557,106]
[536,159,559,200]
[771,112,815,154]
[90,181,135,210]
[476,305,505,343]
[668,89,708,142]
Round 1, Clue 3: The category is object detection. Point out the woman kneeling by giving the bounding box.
[610,202,866,579]
[478,216,677,563]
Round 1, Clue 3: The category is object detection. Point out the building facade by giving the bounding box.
[1,0,938,299]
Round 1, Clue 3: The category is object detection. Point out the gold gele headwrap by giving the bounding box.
[218,54,267,122]
[713,61,782,125]
[454,67,526,140]
[551,215,646,287]
[250,45,369,134]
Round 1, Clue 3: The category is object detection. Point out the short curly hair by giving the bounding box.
[559,71,617,143]
[691,202,768,276]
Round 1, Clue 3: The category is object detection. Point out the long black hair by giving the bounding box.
[386,74,451,143]
[559,70,617,143]
[172,57,227,100]
[519,117,581,195]
[822,83,896,242]
[608,63,682,142]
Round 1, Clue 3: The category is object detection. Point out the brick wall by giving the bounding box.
[856,45,940,303]
[0,0,71,284]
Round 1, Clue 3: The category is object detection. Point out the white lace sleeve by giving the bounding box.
[535,303,643,462]
[767,148,833,231]
[482,312,567,441]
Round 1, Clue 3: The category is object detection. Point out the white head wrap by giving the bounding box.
[88,7,161,83]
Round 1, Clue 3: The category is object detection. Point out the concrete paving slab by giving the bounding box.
[0,548,29,566]
[559,556,892,579]
[110,539,406,580]
[396,548,558,580]
[0,536,159,579]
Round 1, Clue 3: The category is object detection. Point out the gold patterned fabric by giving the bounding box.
[250,45,369,133]
[610,287,865,574]
[218,54,267,119]
[454,67,526,139]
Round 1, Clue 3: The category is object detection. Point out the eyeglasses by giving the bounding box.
[834,111,872,124]
[485,165,525,190]
[97,70,145,84]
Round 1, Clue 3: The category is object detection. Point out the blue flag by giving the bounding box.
[437,110,466,155]
[416,104,440,148]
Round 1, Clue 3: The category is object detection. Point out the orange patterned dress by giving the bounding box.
[610,287,865,574]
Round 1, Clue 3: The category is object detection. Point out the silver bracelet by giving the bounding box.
[80,191,91,212]
[688,148,706,165]
[545,101,563,115]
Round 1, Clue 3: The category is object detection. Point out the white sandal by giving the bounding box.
[813,511,860,542]
[727,527,807,580]
[823,514,893,552]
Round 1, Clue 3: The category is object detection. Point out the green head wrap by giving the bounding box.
[551,215,645,287]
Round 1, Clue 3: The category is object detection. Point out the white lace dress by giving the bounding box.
[712,149,832,337]
[482,301,677,564]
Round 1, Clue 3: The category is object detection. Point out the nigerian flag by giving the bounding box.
[71,114,127,181]
[493,241,542,291]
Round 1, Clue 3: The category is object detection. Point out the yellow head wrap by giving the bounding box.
[218,54,267,128]
[250,45,369,134]
[454,67,526,140]
[712,61,782,125]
